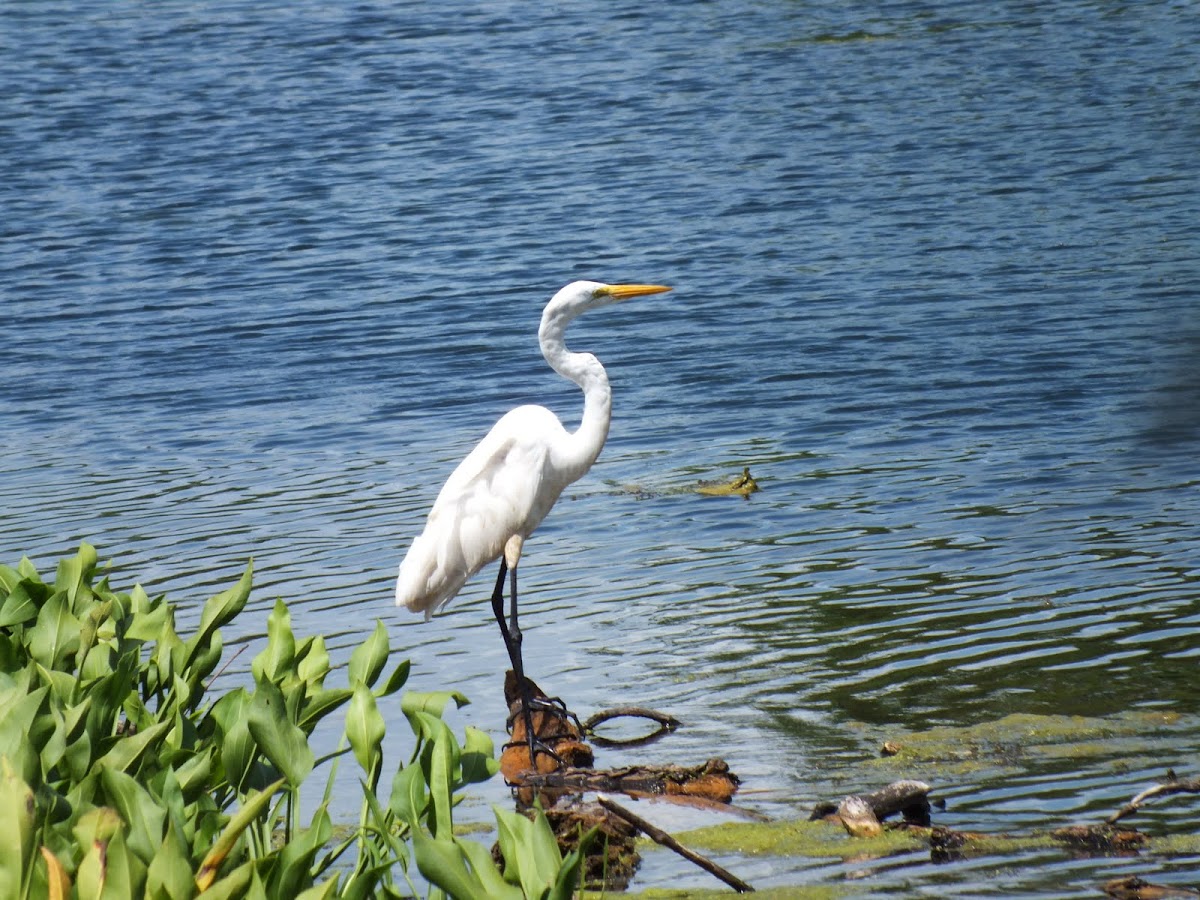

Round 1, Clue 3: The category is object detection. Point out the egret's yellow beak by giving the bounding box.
[600,283,673,301]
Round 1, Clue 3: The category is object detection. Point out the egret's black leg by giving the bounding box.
[491,559,548,765]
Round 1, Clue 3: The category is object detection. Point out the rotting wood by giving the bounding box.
[513,758,741,804]
[598,794,755,894]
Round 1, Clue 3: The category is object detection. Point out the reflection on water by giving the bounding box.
[3,0,1199,894]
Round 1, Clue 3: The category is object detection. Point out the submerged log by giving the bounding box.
[1052,824,1149,855]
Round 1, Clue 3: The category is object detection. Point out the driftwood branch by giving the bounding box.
[583,706,682,746]
[598,795,754,894]
[1107,775,1200,825]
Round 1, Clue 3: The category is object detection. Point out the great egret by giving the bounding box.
[395,280,672,760]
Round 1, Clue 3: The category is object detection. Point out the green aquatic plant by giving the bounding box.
[0,543,587,899]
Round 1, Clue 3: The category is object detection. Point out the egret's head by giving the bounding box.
[542,281,672,328]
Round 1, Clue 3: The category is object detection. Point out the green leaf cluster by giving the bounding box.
[0,543,587,899]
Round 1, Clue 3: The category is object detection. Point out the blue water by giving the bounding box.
[3,2,1199,895]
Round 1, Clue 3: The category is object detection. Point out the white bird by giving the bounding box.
[395,280,672,755]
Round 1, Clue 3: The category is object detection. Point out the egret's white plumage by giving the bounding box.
[395,281,671,621]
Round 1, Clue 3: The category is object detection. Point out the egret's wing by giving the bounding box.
[395,406,559,617]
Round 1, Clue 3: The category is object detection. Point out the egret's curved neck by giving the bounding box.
[539,313,611,482]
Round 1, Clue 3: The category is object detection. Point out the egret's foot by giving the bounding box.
[501,735,567,767]
[505,694,582,734]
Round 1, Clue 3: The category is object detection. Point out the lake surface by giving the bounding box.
[3,1,1199,895]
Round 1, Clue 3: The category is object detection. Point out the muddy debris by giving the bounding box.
[497,673,747,892]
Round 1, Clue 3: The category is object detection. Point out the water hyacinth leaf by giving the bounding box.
[426,721,456,839]
[298,687,353,731]
[0,562,23,593]
[53,542,97,610]
[459,726,498,785]
[270,805,333,899]
[195,778,285,892]
[252,599,295,684]
[77,827,144,900]
[186,561,253,669]
[123,593,169,642]
[98,767,165,865]
[375,658,410,698]
[93,720,171,777]
[209,689,256,791]
[400,690,468,721]
[0,579,41,627]
[293,878,339,900]
[145,816,192,900]
[348,620,388,689]
[0,759,36,897]
[346,683,385,777]
[27,592,81,669]
[295,635,330,686]
[388,760,428,827]
[247,676,313,787]
[75,599,112,671]
[494,805,564,900]
[456,838,524,900]
[412,830,489,900]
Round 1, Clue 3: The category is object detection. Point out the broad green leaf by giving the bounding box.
[298,687,353,731]
[122,593,169,642]
[348,620,388,689]
[185,561,253,671]
[400,690,468,721]
[145,816,193,900]
[53,542,97,611]
[427,720,455,839]
[251,599,295,684]
[549,825,597,900]
[375,658,411,698]
[98,767,165,865]
[460,726,499,785]
[293,878,339,900]
[247,676,313,787]
[345,683,385,778]
[0,758,36,899]
[268,804,332,899]
[412,831,487,900]
[0,579,42,627]
[209,689,255,792]
[92,720,171,776]
[27,591,81,669]
[195,778,285,892]
[0,563,24,594]
[495,805,564,899]
[388,762,427,828]
[75,599,113,671]
[295,635,330,686]
[456,838,523,899]
[0,687,48,784]
[77,827,145,900]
